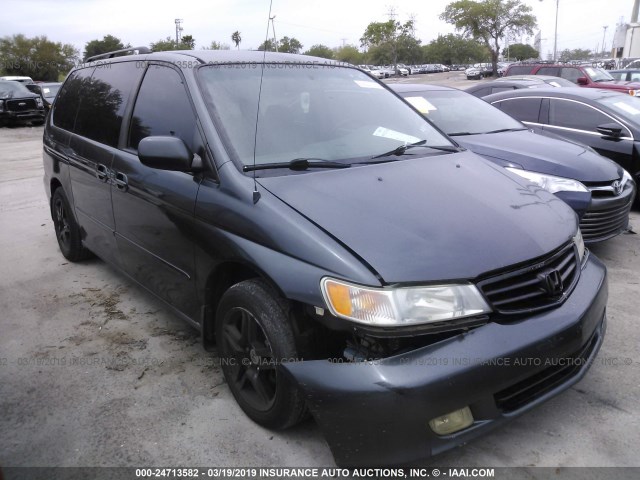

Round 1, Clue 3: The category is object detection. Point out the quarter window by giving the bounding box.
[494,98,542,123]
[52,68,93,132]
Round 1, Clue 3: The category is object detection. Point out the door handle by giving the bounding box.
[96,164,109,182]
[114,172,129,192]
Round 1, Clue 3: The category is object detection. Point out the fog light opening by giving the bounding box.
[428,406,474,435]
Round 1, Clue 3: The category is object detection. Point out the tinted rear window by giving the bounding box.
[52,68,94,132]
[493,97,542,123]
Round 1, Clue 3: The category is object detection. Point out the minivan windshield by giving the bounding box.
[198,64,452,170]
[399,89,525,136]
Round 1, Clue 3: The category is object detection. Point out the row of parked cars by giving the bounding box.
[361,63,458,79]
[40,50,632,467]
[0,75,61,127]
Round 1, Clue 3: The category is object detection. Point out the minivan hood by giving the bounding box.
[455,130,621,183]
[258,151,577,284]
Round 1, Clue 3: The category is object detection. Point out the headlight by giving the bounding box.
[35,97,43,107]
[573,229,585,262]
[622,169,634,186]
[321,278,491,326]
[505,167,589,194]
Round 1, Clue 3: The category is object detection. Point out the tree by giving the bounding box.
[0,34,78,81]
[360,19,420,66]
[150,35,196,52]
[208,41,231,50]
[441,0,536,75]
[503,43,538,61]
[278,36,303,54]
[333,45,364,64]
[304,44,334,59]
[558,48,592,62]
[257,39,276,52]
[180,35,196,50]
[423,34,488,65]
[84,35,129,60]
[257,37,303,54]
[231,31,242,50]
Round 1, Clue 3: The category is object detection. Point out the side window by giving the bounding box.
[73,62,143,147]
[470,87,491,97]
[537,67,560,77]
[559,68,582,84]
[631,73,640,81]
[495,98,542,123]
[548,99,612,132]
[52,68,94,131]
[491,86,516,94]
[506,66,533,76]
[129,65,198,152]
[609,72,625,80]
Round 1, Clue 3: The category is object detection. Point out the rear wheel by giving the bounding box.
[215,279,306,429]
[51,188,92,262]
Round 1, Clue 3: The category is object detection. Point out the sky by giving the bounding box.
[0,0,636,58]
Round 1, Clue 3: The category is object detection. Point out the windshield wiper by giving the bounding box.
[483,127,528,134]
[448,131,475,136]
[242,158,350,172]
[372,140,462,158]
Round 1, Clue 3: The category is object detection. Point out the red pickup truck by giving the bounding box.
[504,63,640,96]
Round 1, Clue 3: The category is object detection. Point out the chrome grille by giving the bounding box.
[580,199,632,242]
[477,242,579,315]
[6,98,37,112]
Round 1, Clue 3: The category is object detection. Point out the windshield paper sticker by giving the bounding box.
[373,127,421,143]
[613,102,640,115]
[354,80,383,89]
[405,96,437,113]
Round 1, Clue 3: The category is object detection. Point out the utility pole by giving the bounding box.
[269,15,278,52]
[175,19,183,46]
[601,25,608,57]
[387,6,398,73]
[341,38,347,47]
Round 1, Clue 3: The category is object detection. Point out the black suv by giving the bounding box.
[0,80,45,126]
[44,49,607,467]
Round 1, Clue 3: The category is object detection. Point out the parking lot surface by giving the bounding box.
[1,119,639,469]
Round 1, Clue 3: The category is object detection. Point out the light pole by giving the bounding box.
[601,25,608,57]
[540,0,560,61]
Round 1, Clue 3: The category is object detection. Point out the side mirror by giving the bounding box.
[138,136,194,172]
[576,77,588,85]
[596,123,623,138]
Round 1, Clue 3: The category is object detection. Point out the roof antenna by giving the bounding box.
[250,0,275,204]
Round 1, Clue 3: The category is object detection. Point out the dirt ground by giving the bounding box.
[1,76,639,471]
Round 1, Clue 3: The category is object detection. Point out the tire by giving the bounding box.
[215,279,306,429]
[51,188,92,262]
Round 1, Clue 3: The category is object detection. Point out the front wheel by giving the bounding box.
[215,279,307,429]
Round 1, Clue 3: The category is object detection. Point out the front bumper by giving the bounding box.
[0,109,45,123]
[284,254,607,467]
[580,183,635,243]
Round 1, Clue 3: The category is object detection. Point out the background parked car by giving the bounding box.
[26,82,62,113]
[484,87,640,204]
[0,80,45,126]
[466,76,574,98]
[0,75,34,84]
[504,63,640,96]
[608,69,640,82]
[391,83,636,243]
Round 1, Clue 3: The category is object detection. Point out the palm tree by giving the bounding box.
[231,31,241,50]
